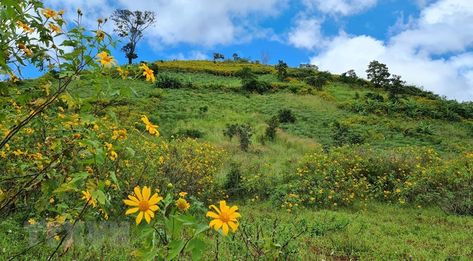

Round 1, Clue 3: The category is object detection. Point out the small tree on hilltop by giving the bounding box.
[388,74,405,102]
[275,60,288,81]
[366,60,391,88]
[213,53,224,62]
[112,9,156,64]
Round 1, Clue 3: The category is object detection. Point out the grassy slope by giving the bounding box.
[2,61,473,259]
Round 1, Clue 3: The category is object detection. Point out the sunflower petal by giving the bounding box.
[230,212,241,219]
[123,199,139,206]
[149,194,162,205]
[146,210,155,218]
[222,223,229,236]
[134,186,142,201]
[206,211,219,219]
[149,205,159,211]
[209,219,220,229]
[128,195,140,202]
[228,221,239,232]
[213,220,223,230]
[228,206,238,214]
[136,211,143,225]
[142,186,150,201]
[219,201,227,211]
[125,207,139,215]
[144,212,151,224]
[209,205,221,214]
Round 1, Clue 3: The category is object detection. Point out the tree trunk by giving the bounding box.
[128,57,132,65]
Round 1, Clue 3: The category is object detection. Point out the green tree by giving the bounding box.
[275,60,288,81]
[111,9,156,64]
[366,60,391,88]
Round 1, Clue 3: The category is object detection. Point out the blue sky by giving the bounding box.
[34,0,473,100]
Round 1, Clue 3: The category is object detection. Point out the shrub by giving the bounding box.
[275,60,288,81]
[157,138,225,197]
[276,146,441,208]
[407,152,473,215]
[224,123,253,151]
[155,74,185,89]
[331,121,365,146]
[278,109,296,123]
[224,163,243,197]
[242,79,271,94]
[265,116,279,141]
[305,75,326,90]
[174,128,205,139]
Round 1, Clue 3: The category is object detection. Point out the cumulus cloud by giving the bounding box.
[307,0,473,101]
[44,0,286,46]
[168,51,209,60]
[288,18,326,49]
[302,0,378,15]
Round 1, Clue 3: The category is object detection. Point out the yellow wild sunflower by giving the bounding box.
[81,190,97,208]
[124,186,163,224]
[141,115,160,136]
[176,198,190,212]
[140,63,155,82]
[97,51,116,68]
[42,8,57,19]
[17,21,34,33]
[207,201,241,236]
[96,30,105,41]
[48,23,61,34]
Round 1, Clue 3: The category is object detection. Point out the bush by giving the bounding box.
[265,116,279,141]
[407,153,473,215]
[278,109,296,123]
[157,138,225,197]
[331,121,365,146]
[242,79,271,94]
[224,163,243,197]
[305,75,326,90]
[174,128,205,139]
[275,146,441,208]
[155,74,185,89]
[224,123,253,151]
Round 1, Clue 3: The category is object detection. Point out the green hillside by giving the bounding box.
[2,60,473,260]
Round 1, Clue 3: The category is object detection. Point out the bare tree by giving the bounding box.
[111,10,156,64]
[260,51,270,65]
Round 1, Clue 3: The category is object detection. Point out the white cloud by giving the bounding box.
[288,18,325,49]
[45,0,286,47]
[302,0,378,15]
[168,51,209,60]
[307,0,473,101]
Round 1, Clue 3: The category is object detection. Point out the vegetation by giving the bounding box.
[1,2,473,260]
[111,9,156,64]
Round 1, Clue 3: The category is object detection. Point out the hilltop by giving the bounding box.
[1,60,473,259]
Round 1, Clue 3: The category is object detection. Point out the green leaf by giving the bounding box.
[110,171,120,190]
[166,239,185,260]
[187,238,206,261]
[93,190,106,205]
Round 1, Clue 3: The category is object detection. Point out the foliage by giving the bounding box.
[155,60,274,76]
[331,121,365,146]
[277,146,441,209]
[155,74,187,89]
[223,123,253,151]
[366,60,391,88]
[305,75,327,90]
[111,9,156,64]
[265,116,280,141]
[278,109,296,123]
[275,60,288,81]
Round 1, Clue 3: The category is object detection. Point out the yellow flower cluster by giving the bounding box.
[97,52,117,68]
[155,60,274,76]
[141,115,160,136]
[140,63,155,82]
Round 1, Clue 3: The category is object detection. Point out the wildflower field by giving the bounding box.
[1,2,473,260]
